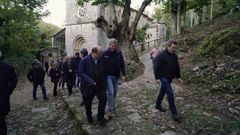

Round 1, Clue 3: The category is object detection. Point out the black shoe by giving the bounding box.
[33,97,37,100]
[156,106,166,112]
[172,114,182,122]
[97,118,108,126]
[80,101,84,107]
[87,117,94,124]
[44,97,49,101]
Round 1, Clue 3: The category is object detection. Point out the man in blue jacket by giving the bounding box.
[102,38,126,119]
[78,46,108,125]
[0,52,18,135]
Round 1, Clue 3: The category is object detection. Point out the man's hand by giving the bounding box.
[156,79,161,84]
[122,76,126,81]
[176,78,183,83]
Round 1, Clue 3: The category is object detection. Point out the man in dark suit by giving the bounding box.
[0,52,18,135]
[154,40,183,122]
[27,60,48,100]
[78,46,108,125]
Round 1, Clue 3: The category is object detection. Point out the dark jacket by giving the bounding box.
[75,57,81,67]
[102,49,126,78]
[27,66,45,85]
[154,49,181,80]
[49,68,61,83]
[0,61,17,118]
[78,54,107,96]
[62,61,76,80]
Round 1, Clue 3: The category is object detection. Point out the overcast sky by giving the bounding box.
[42,0,157,28]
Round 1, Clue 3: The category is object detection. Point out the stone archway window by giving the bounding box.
[74,36,86,53]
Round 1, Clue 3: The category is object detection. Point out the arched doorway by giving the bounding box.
[74,35,86,54]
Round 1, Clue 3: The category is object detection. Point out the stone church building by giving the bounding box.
[52,0,167,56]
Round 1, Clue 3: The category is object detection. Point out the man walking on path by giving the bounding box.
[62,56,76,96]
[102,38,126,119]
[79,46,108,125]
[78,48,89,107]
[75,52,82,88]
[154,40,183,122]
[27,60,48,100]
[0,52,18,135]
[49,62,61,96]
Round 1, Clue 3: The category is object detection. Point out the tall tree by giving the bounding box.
[77,0,159,62]
[187,0,209,24]
[0,0,49,58]
[161,0,187,35]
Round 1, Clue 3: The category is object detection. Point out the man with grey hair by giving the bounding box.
[154,39,183,122]
[102,38,126,119]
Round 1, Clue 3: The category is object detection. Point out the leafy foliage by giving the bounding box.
[37,21,61,44]
[77,0,124,6]
[0,0,49,56]
[0,0,55,74]
[212,0,239,18]
[135,24,151,43]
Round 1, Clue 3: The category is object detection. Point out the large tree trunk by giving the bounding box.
[95,0,152,78]
[201,6,206,23]
[210,0,213,19]
[190,11,193,28]
[171,13,177,36]
[177,1,181,35]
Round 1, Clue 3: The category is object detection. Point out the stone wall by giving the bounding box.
[66,0,99,25]
[65,24,98,56]
[65,0,167,56]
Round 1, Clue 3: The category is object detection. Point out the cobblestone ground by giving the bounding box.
[7,78,80,135]
[7,53,239,135]
[61,53,190,135]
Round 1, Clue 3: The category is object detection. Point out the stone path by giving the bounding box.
[61,53,189,135]
[7,78,80,135]
[6,52,239,134]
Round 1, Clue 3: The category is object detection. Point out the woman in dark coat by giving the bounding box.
[49,62,61,96]
[63,56,76,96]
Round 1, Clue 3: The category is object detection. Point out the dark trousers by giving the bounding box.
[156,77,177,115]
[76,77,81,87]
[53,82,58,96]
[33,82,48,99]
[84,84,107,121]
[67,79,74,95]
[59,74,65,88]
[0,117,7,135]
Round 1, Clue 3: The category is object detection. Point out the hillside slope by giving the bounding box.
[176,13,240,94]
[173,13,240,133]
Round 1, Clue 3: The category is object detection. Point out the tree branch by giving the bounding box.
[129,0,152,41]
[109,0,118,30]
[120,0,131,32]
[95,16,116,38]
[109,0,118,25]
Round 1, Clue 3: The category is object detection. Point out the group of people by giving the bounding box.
[78,38,126,125]
[0,38,183,134]
[26,38,126,125]
[26,48,88,100]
